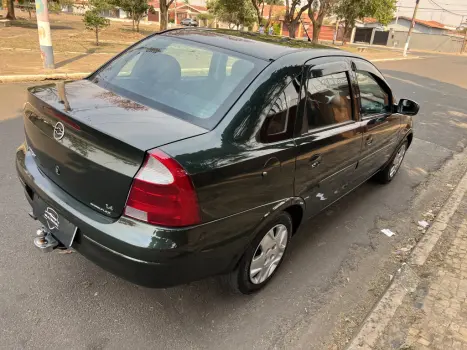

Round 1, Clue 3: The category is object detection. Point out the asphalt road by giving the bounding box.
[1,55,467,350]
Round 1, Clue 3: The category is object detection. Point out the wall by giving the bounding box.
[304,25,336,41]
[387,19,446,35]
[387,31,463,53]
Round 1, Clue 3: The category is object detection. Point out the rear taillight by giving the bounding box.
[124,149,200,227]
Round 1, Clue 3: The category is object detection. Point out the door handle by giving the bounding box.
[366,135,374,146]
[309,154,322,168]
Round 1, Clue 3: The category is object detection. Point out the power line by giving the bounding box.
[398,6,467,11]
[427,0,467,16]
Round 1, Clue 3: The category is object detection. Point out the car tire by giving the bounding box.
[375,140,408,184]
[221,212,292,294]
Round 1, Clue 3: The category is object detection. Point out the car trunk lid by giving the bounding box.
[24,80,207,218]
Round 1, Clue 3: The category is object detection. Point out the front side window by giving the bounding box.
[356,70,390,116]
[305,72,353,130]
[91,35,261,129]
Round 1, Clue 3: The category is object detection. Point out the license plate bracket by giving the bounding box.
[32,196,78,248]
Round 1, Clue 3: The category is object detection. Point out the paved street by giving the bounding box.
[1,55,467,350]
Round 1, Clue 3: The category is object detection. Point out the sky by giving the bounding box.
[396,0,467,27]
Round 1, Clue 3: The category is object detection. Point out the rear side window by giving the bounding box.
[91,35,262,129]
[305,72,353,130]
[356,71,390,116]
[260,80,300,143]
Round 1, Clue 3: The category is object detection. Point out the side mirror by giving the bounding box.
[398,99,420,116]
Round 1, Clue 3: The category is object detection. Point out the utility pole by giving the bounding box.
[461,17,467,54]
[35,0,55,69]
[403,0,420,57]
[462,27,467,54]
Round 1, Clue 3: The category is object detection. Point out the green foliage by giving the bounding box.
[365,0,396,25]
[83,10,110,31]
[272,22,280,35]
[83,10,110,32]
[83,2,110,46]
[207,0,256,29]
[110,0,149,32]
[89,0,113,12]
[335,0,396,30]
[198,12,215,27]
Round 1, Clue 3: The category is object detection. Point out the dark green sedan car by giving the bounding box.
[16,29,419,294]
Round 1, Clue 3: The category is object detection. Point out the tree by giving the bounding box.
[308,0,336,43]
[6,0,16,20]
[17,0,34,19]
[207,0,256,30]
[365,0,396,26]
[159,0,175,31]
[83,0,111,45]
[111,0,148,32]
[265,0,283,29]
[197,12,215,27]
[250,0,264,26]
[283,0,310,38]
[335,0,396,44]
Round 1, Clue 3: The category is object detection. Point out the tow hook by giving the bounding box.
[34,228,59,253]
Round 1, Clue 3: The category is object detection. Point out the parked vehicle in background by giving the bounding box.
[16,29,420,294]
[180,18,198,26]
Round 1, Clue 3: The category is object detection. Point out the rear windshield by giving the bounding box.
[90,34,264,129]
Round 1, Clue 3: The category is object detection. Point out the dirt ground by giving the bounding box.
[0,9,159,53]
[0,10,412,76]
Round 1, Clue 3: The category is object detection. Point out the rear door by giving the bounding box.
[351,59,401,182]
[294,58,363,218]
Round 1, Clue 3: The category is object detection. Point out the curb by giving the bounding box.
[371,56,422,62]
[346,165,467,350]
[0,72,91,83]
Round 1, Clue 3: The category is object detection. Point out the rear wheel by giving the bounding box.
[221,212,292,294]
[375,140,408,184]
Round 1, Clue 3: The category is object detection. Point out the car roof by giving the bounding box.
[161,28,353,61]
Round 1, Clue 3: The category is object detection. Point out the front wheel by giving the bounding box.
[375,140,408,184]
[221,212,292,294]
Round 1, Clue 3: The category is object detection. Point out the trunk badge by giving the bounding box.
[55,165,60,175]
[44,207,59,230]
[53,122,65,140]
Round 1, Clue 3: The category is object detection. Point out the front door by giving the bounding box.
[294,58,363,218]
[351,59,402,182]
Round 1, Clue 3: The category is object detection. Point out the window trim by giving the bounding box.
[300,119,357,137]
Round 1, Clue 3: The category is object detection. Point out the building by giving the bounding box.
[147,0,207,24]
[358,16,448,35]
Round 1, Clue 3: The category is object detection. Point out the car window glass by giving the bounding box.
[164,43,213,77]
[261,80,300,143]
[266,92,288,136]
[305,72,352,130]
[356,70,390,116]
[226,56,239,76]
[91,36,260,129]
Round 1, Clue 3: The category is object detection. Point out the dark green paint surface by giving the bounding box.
[16,29,415,287]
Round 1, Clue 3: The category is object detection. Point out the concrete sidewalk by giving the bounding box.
[347,167,467,350]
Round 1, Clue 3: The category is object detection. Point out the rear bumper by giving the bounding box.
[16,143,253,288]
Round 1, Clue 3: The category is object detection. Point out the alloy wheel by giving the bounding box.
[389,144,407,178]
[249,224,289,284]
